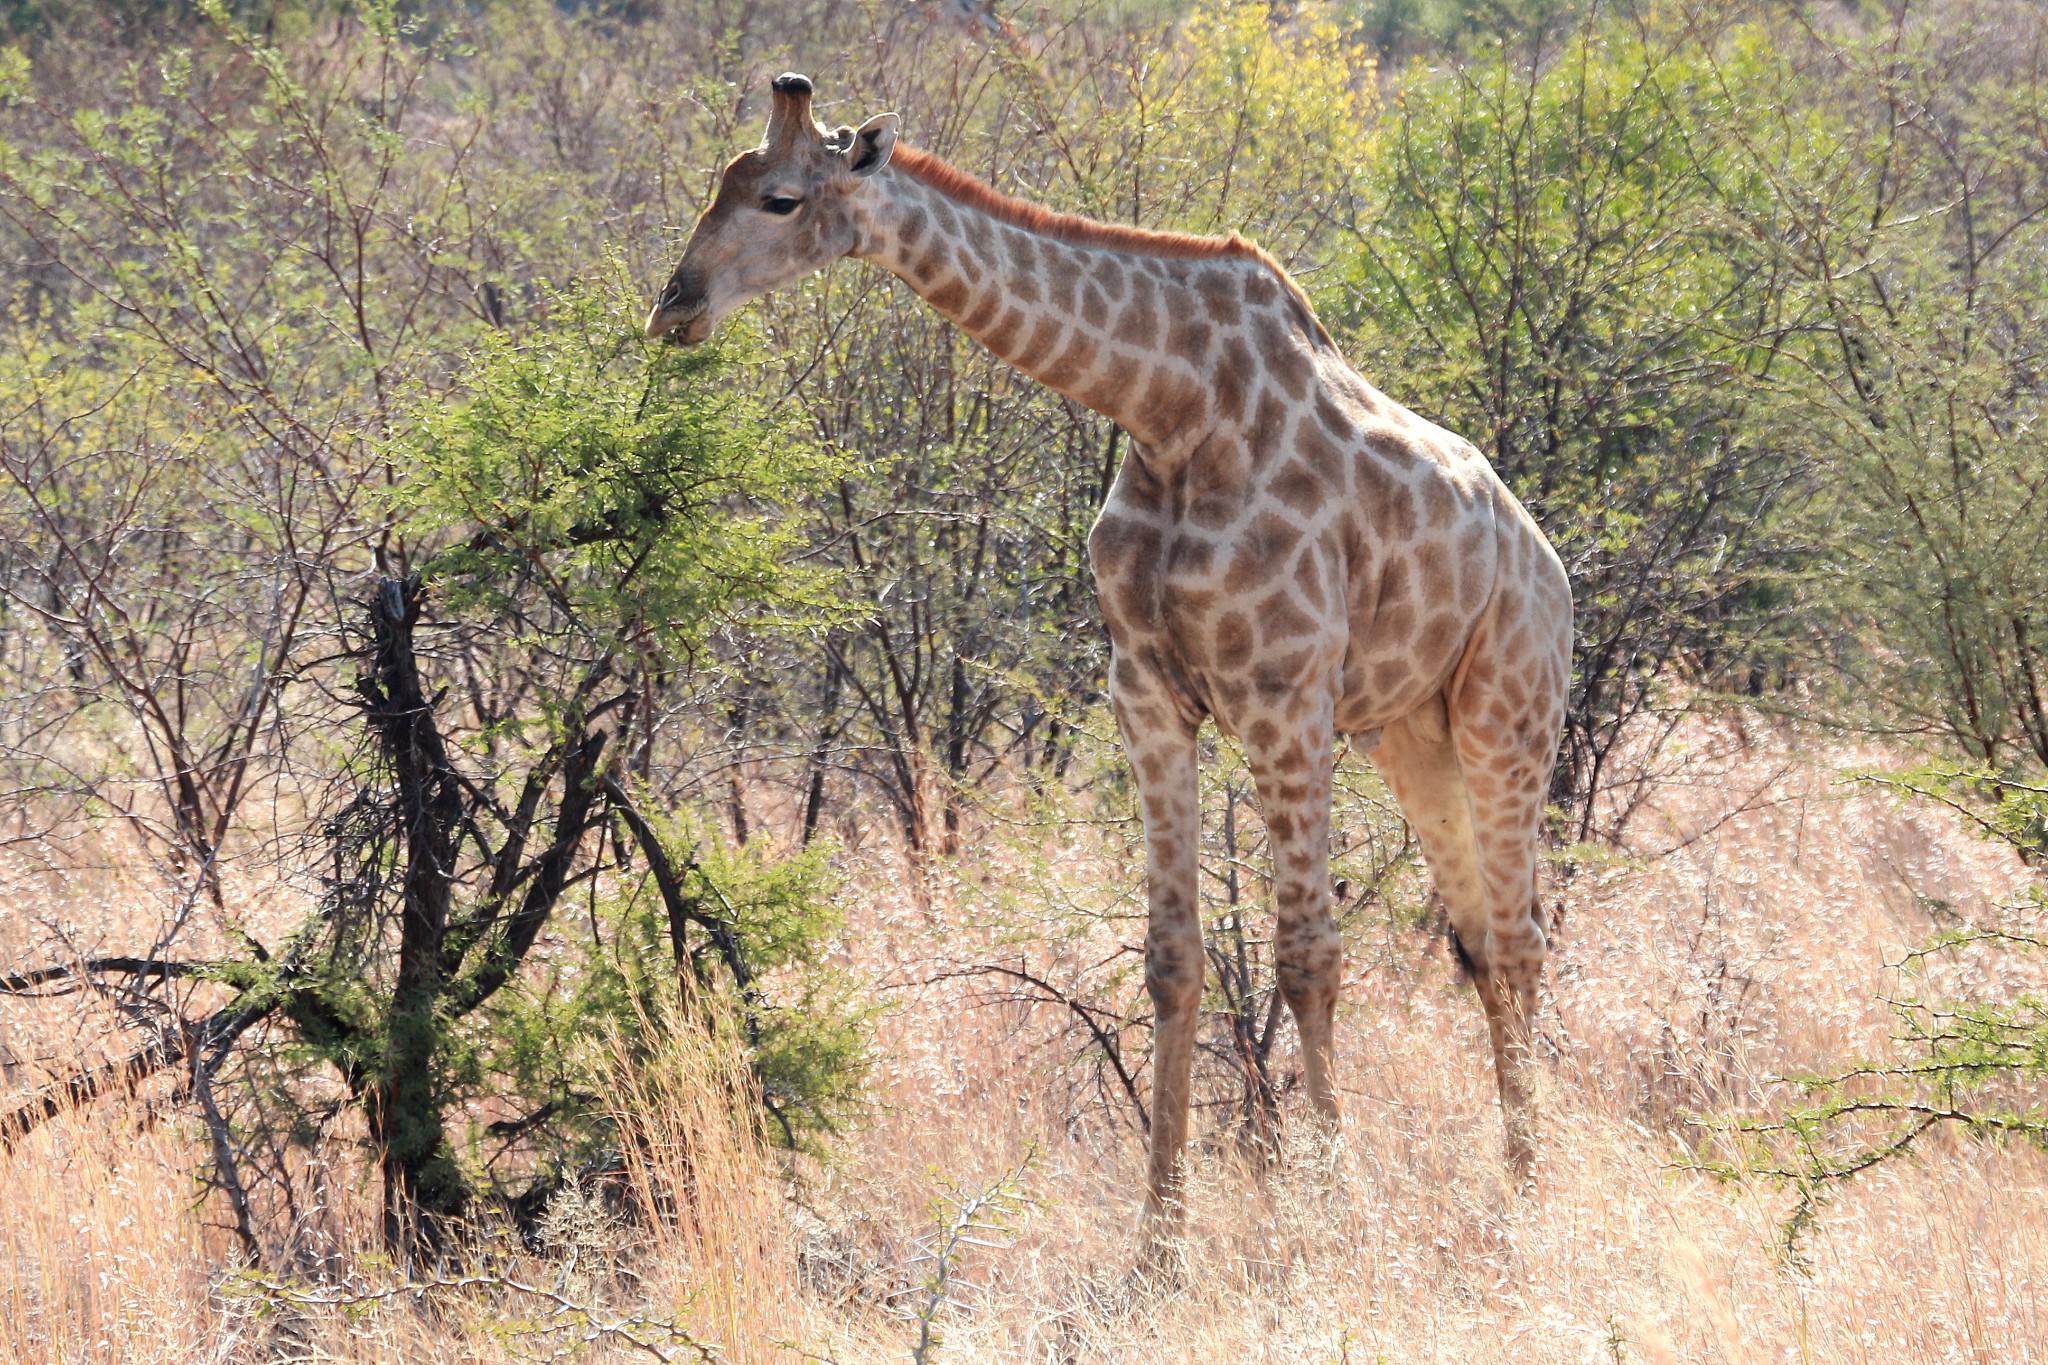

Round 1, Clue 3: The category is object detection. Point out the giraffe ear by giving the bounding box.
[845,113,899,178]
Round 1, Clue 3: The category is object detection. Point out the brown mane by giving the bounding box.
[890,145,1260,261]
[887,145,1333,345]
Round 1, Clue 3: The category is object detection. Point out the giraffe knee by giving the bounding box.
[1276,968,1338,1017]
[1273,917,1342,1011]
[1145,930,1204,1016]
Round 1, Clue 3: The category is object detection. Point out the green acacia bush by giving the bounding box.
[1690,7,2048,1236]
[487,807,868,1168]
[0,251,870,1257]
[396,279,841,668]
[1734,9,2048,781]
[299,279,869,1242]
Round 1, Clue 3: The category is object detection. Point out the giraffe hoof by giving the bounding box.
[1131,1232,1190,1293]
[1503,1133,1539,1195]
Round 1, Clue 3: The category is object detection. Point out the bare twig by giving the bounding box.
[236,1271,725,1362]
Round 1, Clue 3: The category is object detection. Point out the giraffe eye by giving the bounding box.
[762,196,802,216]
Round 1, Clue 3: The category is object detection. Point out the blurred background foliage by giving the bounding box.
[1,0,2044,1259]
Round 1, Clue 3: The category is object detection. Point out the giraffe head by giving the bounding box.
[645,74,899,345]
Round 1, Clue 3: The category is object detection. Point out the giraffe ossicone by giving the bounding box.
[647,73,1574,1238]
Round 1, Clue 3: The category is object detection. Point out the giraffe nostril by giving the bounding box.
[653,273,706,320]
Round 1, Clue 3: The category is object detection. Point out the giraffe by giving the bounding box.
[646,74,1574,1238]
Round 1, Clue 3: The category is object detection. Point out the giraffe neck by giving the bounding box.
[851,160,1299,457]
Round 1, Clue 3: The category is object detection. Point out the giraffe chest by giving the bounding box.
[1090,480,1351,731]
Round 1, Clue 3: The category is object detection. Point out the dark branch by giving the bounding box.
[933,961,1149,1131]
[604,775,755,1005]
[0,998,273,1149]
[0,957,218,995]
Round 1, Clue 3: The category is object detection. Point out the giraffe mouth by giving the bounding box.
[645,299,713,346]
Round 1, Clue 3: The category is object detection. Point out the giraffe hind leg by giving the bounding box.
[1373,693,1543,1178]
[1448,658,1562,1183]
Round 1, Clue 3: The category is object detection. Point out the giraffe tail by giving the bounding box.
[1447,923,1478,984]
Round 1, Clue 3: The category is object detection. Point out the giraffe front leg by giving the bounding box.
[1246,705,1341,1125]
[1117,699,1202,1250]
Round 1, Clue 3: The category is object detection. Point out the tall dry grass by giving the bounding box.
[3,719,2044,1362]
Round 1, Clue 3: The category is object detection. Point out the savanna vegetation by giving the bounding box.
[0,0,2044,1359]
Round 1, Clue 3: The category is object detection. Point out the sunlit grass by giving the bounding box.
[3,720,2043,1362]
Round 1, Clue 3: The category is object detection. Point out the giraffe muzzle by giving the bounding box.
[644,278,712,345]
[646,306,713,346]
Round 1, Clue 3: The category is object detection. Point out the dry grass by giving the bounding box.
[3,719,2045,1363]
